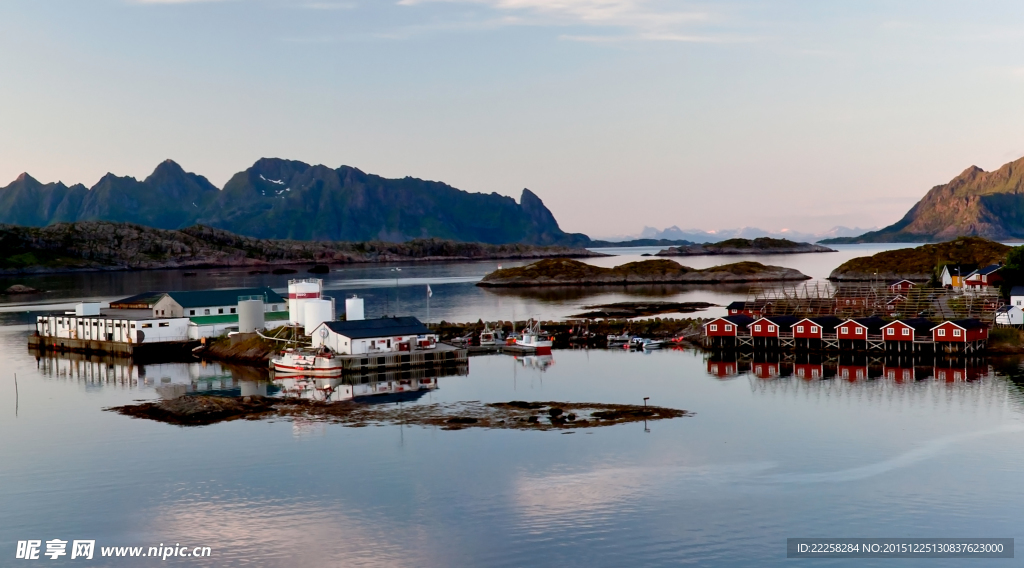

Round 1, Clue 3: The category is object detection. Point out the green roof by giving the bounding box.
[189,311,290,325]
[168,287,284,309]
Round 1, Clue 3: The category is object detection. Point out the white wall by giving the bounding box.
[309,325,436,355]
[37,315,190,343]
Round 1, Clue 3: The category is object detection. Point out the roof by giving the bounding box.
[706,314,755,327]
[845,316,886,333]
[996,305,1020,314]
[320,316,431,339]
[887,279,914,286]
[941,264,976,275]
[967,264,1002,277]
[109,291,166,308]
[1011,286,1024,298]
[932,318,988,331]
[164,287,284,308]
[881,317,934,334]
[760,315,801,330]
[189,311,291,325]
[726,301,746,310]
[802,316,844,328]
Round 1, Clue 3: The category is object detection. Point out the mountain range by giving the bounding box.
[0,159,589,246]
[823,156,1024,243]
[598,225,875,244]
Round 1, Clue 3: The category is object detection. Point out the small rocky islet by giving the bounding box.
[106,396,690,430]
[655,237,835,257]
[476,258,810,287]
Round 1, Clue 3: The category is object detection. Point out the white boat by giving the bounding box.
[480,325,504,346]
[607,333,630,344]
[516,320,553,352]
[271,347,343,377]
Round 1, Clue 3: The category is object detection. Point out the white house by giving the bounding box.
[310,317,437,355]
[995,305,1024,326]
[36,309,190,344]
[150,287,286,318]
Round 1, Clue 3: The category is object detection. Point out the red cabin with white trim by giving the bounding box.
[887,279,915,293]
[703,315,753,337]
[931,319,988,342]
[750,316,800,338]
[793,316,842,339]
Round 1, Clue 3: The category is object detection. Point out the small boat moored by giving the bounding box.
[271,346,343,377]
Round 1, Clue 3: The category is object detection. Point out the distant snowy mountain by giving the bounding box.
[615,225,877,244]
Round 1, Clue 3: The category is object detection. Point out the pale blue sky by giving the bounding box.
[2,1,1024,237]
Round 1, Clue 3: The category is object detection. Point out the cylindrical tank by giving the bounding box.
[304,299,334,336]
[238,298,265,333]
[288,279,322,326]
[345,295,364,321]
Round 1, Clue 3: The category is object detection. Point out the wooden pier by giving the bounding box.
[28,333,199,359]
[335,342,468,373]
[705,331,987,354]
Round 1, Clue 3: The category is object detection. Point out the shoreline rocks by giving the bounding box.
[3,284,40,294]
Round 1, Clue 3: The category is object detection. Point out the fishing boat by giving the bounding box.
[271,347,343,377]
[480,324,504,346]
[516,320,553,353]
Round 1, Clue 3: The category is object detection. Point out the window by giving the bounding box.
[141,323,152,328]
[190,310,196,316]
[230,308,236,314]
[204,309,210,315]
[754,325,761,332]
[811,326,818,333]
[902,328,910,336]
[855,327,863,335]
[953,329,961,337]
[796,326,804,333]
[937,329,945,337]
[887,328,894,335]
[218,308,224,314]
[841,327,847,334]
[161,310,165,316]
[724,325,732,331]
[159,322,169,327]
[767,325,775,332]
[709,324,718,332]
[272,305,278,311]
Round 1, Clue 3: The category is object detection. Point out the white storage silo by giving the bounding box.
[345,295,364,321]
[238,298,265,333]
[288,278,322,326]
[304,299,334,336]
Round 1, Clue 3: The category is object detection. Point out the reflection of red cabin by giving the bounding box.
[837,365,868,381]
[707,361,737,378]
[794,363,823,380]
[934,366,984,382]
[753,362,780,379]
[884,366,914,383]
[887,279,915,293]
[704,315,754,337]
[931,319,988,342]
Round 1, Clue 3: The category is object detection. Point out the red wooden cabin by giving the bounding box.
[881,318,933,342]
[887,279,915,293]
[836,317,885,340]
[750,316,800,338]
[793,316,843,339]
[703,315,754,337]
[931,319,988,342]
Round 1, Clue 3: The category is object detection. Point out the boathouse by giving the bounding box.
[792,316,842,349]
[750,316,800,348]
[310,317,437,355]
[995,305,1024,326]
[880,318,933,352]
[931,319,988,352]
[702,315,754,347]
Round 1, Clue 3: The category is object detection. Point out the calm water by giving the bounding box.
[6,245,1024,566]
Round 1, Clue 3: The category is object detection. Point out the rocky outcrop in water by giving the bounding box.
[828,237,1010,281]
[656,237,834,256]
[0,222,601,274]
[477,258,810,287]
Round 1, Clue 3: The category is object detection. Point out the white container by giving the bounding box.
[345,295,364,321]
[238,298,265,333]
[75,302,101,316]
[288,279,322,326]
[304,299,334,336]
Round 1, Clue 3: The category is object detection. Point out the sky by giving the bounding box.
[2,1,1024,238]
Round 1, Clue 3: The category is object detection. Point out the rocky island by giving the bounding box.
[828,237,1010,281]
[656,237,834,256]
[0,222,602,275]
[477,258,810,287]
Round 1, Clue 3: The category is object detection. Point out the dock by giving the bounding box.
[334,342,468,373]
[28,333,199,359]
